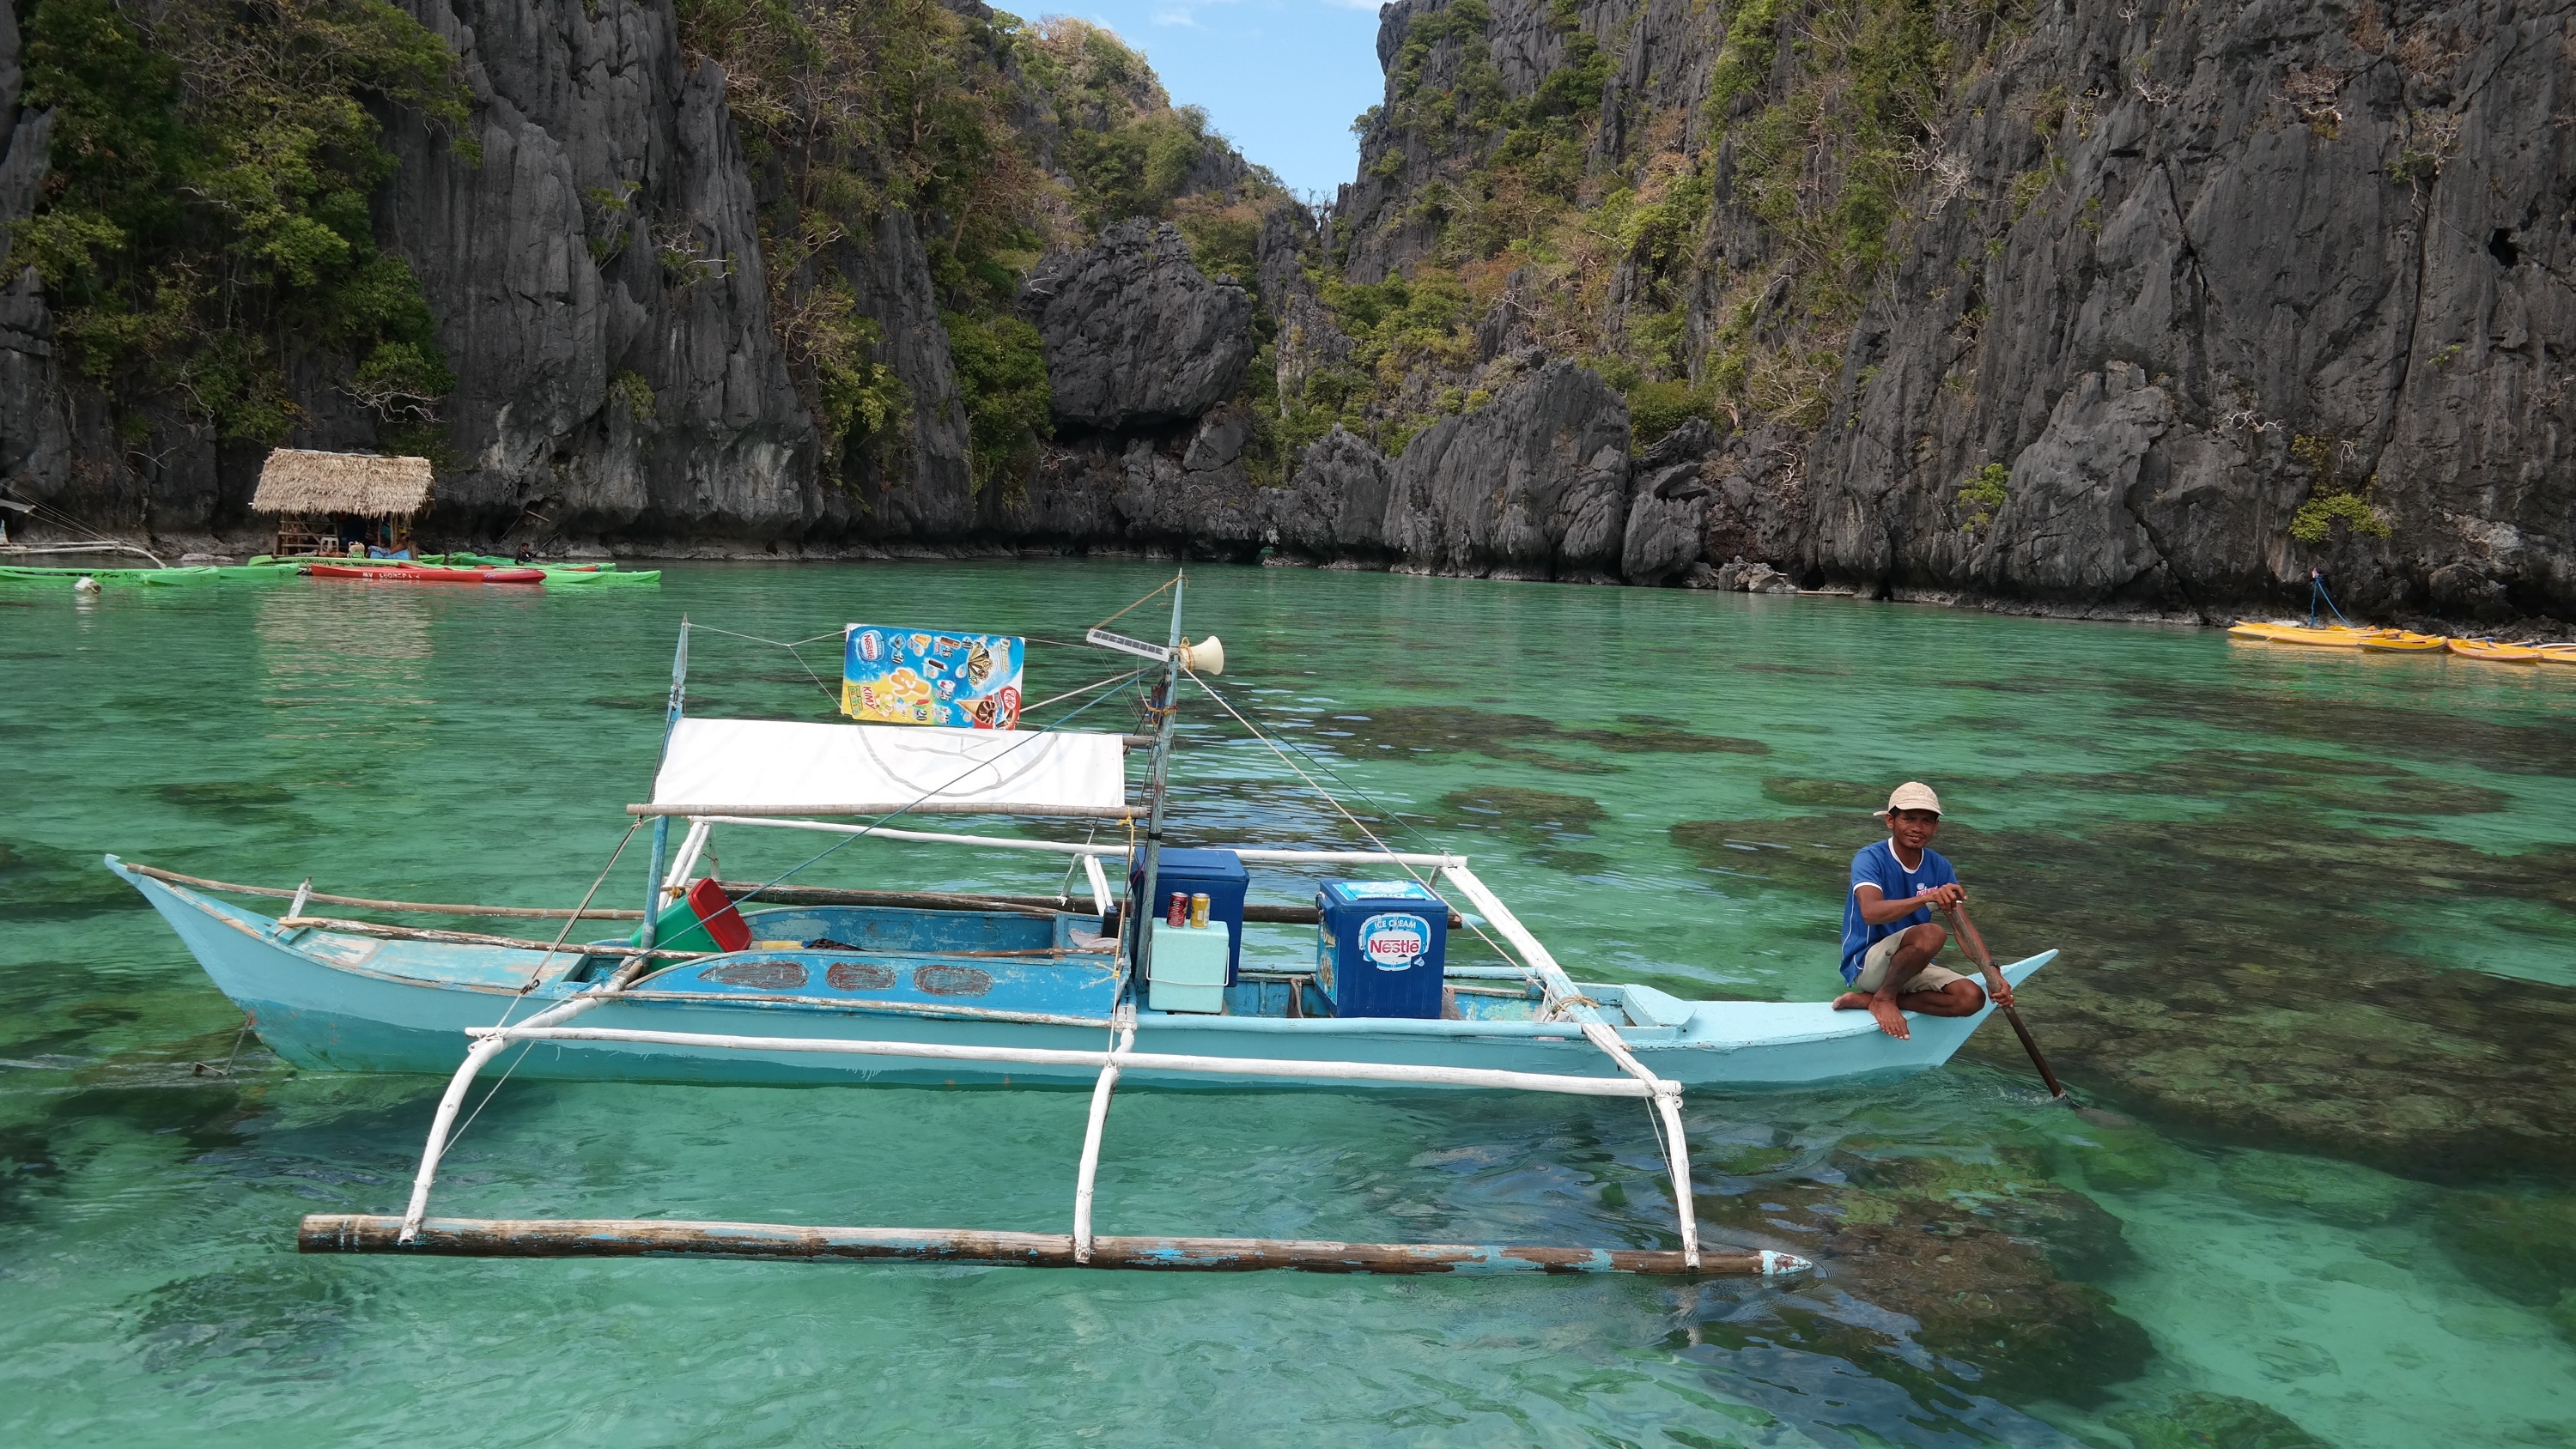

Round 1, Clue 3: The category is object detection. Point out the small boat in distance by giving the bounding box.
[113,575,2050,1278]
[307,563,546,585]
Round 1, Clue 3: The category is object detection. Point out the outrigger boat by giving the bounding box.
[112,575,2052,1277]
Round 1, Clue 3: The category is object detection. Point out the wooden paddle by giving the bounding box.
[1939,900,2075,1106]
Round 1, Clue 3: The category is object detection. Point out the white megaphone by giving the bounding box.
[1177,634,1225,675]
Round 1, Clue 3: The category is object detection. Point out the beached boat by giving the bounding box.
[2446,638,2543,664]
[2225,621,2378,646]
[2357,630,2447,652]
[112,578,2050,1276]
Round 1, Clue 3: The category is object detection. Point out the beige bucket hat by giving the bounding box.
[1879,781,1943,816]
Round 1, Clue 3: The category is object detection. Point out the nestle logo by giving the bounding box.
[1358,913,1428,969]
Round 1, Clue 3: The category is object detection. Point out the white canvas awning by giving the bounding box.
[639,718,1133,819]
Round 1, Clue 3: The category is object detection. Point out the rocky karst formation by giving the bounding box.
[0,0,2569,621]
[1276,0,2576,621]
[1024,220,1253,433]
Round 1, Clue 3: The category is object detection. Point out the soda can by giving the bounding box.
[1166,891,1188,927]
[1189,892,1212,929]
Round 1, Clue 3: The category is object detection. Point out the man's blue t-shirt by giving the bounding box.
[1839,840,1959,981]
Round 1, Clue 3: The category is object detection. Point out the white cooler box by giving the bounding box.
[1148,920,1230,1014]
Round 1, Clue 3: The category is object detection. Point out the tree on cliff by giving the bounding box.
[9,0,474,455]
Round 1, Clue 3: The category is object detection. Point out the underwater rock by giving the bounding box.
[0,1124,62,1222]
[1665,822,1850,895]
[2055,1127,2192,1192]
[1321,706,1618,773]
[1439,786,1604,837]
[2111,682,2576,782]
[1759,776,1886,809]
[2105,1391,2337,1449]
[1698,1147,2152,1405]
[132,1261,368,1375]
[2433,1191,2576,1326]
[1579,717,1767,755]
[0,842,149,919]
[1441,786,1610,874]
[2216,1150,2418,1228]
[1321,706,1763,775]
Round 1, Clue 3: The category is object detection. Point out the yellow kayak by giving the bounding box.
[2447,638,2543,664]
[2227,621,2375,647]
[2357,630,2446,652]
[2537,644,2576,667]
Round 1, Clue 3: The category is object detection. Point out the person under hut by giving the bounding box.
[1832,782,2013,1039]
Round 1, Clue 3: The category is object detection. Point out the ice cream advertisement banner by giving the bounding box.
[841,626,1024,729]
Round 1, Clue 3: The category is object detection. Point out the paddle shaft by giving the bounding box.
[1941,901,2073,1104]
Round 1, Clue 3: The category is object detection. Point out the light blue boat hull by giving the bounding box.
[111,858,2054,1091]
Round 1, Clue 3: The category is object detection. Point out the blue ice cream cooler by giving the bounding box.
[1128,846,1249,984]
[1315,880,1448,1019]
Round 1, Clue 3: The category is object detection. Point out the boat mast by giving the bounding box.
[637,619,690,951]
[1127,573,1186,989]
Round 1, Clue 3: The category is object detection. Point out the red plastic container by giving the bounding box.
[686,877,753,953]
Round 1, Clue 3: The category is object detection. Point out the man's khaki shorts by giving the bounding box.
[1851,929,1969,994]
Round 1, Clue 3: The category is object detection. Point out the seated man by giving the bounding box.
[1834,781,2011,1039]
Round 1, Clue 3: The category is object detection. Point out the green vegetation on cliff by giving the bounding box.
[676,3,1279,491]
[677,0,1048,485]
[1313,0,2026,453]
[8,0,473,451]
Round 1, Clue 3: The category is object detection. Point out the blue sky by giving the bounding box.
[1008,0,1391,200]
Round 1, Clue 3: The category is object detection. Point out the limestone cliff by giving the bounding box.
[0,0,1278,555]
[1273,0,2576,622]
[0,0,2568,626]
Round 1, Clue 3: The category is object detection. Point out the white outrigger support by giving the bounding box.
[1440,864,1701,1268]
[1072,1009,1135,1264]
[368,1000,1791,1275]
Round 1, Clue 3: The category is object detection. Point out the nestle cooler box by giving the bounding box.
[1315,880,1448,1019]
[1147,920,1230,1014]
[1128,847,1249,983]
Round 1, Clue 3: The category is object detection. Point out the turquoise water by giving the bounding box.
[5,562,2573,1447]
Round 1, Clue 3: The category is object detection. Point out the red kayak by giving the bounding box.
[307,564,545,585]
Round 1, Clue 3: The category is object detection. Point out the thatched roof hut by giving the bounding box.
[250,450,434,518]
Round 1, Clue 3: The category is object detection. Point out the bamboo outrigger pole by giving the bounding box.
[306,1216,1804,1276]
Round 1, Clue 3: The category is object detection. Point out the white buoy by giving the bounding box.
[72,575,100,596]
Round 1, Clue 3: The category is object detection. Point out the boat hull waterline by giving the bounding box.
[112,859,2052,1090]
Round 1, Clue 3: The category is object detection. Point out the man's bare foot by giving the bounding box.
[1867,994,1912,1040]
[1832,991,1873,1011]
